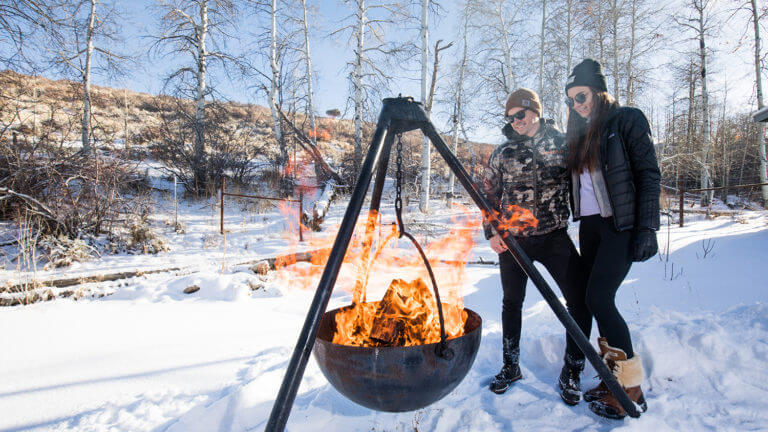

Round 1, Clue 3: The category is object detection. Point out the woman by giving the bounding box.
[565,58,660,419]
[482,88,592,405]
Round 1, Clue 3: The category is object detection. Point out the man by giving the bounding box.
[482,88,592,405]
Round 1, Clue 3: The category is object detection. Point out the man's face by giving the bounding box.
[507,107,539,137]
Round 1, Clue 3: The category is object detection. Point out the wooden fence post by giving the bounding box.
[679,179,684,228]
[299,188,304,242]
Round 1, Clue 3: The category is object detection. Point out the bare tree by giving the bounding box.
[470,0,525,122]
[42,0,127,154]
[332,0,413,175]
[0,0,58,71]
[730,0,768,204]
[675,0,718,205]
[150,0,245,191]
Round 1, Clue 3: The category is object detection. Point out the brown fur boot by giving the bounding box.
[583,337,610,402]
[589,343,648,419]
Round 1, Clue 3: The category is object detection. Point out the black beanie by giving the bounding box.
[565,58,607,94]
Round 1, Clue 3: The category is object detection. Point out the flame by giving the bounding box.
[273,197,534,347]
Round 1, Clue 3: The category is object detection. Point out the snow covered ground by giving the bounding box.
[1,188,768,431]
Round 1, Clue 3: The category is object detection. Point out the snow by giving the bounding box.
[1,189,768,431]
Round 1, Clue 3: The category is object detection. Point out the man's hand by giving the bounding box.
[489,234,508,254]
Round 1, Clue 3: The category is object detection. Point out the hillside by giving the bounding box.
[0,70,494,183]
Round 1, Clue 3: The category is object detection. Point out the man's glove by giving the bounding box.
[633,228,658,262]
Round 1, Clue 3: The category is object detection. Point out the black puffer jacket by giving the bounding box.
[569,106,660,231]
[482,120,570,238]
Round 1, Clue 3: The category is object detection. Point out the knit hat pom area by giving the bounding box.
[505,88,542,117]
[565,58,608,93]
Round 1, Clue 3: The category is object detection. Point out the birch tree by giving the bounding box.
[150,0,244,190]
[419,0,431,212]
[447,0,474,206]
[332,0,413,176]
[45,0,127,154]
[300,0,317,148]
[675,0,717,205]
[471,0,525,121]
[731,0,768,203]
[0,0,58,71]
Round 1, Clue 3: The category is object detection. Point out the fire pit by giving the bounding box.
[313,304,482,412]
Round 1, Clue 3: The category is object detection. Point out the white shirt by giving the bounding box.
[579,169,601,216]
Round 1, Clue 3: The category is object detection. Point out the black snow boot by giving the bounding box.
[490,338,522,394]
[558,353,585,405]
[490,363,522,394]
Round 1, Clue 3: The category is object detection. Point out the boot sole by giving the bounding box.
[589,397,648,419]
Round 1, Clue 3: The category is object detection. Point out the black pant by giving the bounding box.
[498,228,591,363]
[579,215,634,358]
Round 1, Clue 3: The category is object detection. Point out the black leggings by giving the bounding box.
[579,215,634,358]
[498,228,592,361]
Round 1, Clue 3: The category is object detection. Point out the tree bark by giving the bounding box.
[698,2,712,205]
[269,0,285,169]
[353,0,365,174]
[750,0,768,204]
[194,0,208,187]
[300,0,316,149]
[81,0,96,154]
[419,0,430,213]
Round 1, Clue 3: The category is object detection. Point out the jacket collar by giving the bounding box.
[502,118,558,142]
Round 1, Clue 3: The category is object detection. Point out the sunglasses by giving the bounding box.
[565,92,588,108]
[504,108,528,123]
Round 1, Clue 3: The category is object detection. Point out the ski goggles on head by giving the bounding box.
[565,92,588,108]
[504,108,528,123]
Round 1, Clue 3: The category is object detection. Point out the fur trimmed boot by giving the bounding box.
[557,353,585,405]
[583,337,610,402]
[589,343,648,419]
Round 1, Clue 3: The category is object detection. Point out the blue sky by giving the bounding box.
[106,0,461,135]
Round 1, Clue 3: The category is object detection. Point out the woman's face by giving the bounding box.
[567,86,594,120]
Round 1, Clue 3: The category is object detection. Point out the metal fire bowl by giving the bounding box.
[313,305,482,412]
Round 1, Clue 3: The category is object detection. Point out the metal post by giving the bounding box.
[265,116,392,432]
[420,122,641,419]
[220,177,225,235]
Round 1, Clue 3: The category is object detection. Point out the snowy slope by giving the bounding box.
[1,198,767,432]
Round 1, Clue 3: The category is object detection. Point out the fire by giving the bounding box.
[273,193,535,348]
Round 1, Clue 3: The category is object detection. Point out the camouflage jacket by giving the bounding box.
[482,120,570,239]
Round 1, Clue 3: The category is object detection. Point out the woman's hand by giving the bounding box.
[489,234,508,254]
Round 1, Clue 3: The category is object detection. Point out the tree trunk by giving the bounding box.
[194,0,208,188]
[496,1,515,92]
[750,0,768,204]
[611,0,619,101]
[353,0,365,175]
[449,5,470,207]
[419,0,430,213]
[81,0,96,154]
[698,4,712,205]
[625,0,637,105]
[269,0,285,169]
[301,0,316,150]
[538,0,546,97]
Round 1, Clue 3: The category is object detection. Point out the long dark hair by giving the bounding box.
[566,88,618,173]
